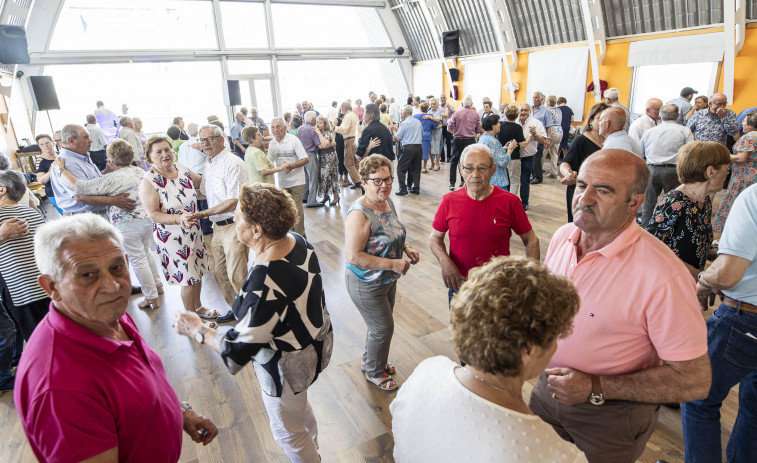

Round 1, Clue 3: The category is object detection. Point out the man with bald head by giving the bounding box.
[687,92,740,145]
[597,107,641,156]
[529,150,711,462]
[628,98,662,141]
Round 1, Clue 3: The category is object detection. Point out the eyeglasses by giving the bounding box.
[198,136,220,143]
[53,139,62,143]
[712,101,727,107]
[365,176,394,186]
[460,165,492,174]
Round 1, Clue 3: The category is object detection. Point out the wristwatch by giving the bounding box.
[589,375,605,405]
[194,326,206,345]
[181,401,192,413]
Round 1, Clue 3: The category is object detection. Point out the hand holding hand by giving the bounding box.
[529,125,537,135]
[545,367,593,406]
[392,259,411,275]
[696,283,720,311]
[183,409,219,446]
[181,212,200,227]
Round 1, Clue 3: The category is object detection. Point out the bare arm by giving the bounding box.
[697,253,752,309]
[428,229,463,291]
[519,229,540,260]
[345,210,409,274]
[731,148,752,164]
[73,193,137,211]
[547,353,711,405]
[200,198,237,219]
[80,447,118,463]
[36,169,52,184]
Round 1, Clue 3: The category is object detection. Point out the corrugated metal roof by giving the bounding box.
[506,0,586,49]
[602,0,723,37]
[439,0,499,56]
[389,0,440,62]
[747,0,757,20]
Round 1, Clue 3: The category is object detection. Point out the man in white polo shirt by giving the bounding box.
[267,117,310,237]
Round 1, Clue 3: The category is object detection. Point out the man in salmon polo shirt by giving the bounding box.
[529,149,711,463]
[429,143,540,301]
[14,214,218,462]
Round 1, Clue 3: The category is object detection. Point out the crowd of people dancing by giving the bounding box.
[0,85,756,463]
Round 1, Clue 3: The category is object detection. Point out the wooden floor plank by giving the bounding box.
[0,160,733,462]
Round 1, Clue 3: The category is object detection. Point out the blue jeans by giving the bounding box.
[0,298,22,384]
[519,156,534,206]
[682,303,757,463]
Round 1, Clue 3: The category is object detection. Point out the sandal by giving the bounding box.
[365,373,398,391]
[156,283,164,295]
[361,361,396,376]
[195,307,220,319]
[137,298,160,309]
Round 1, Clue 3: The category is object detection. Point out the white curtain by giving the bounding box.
[526,46,588,121]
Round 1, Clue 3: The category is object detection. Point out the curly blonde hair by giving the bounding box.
[358,154,393,181]
[106,139,135,166]
[451,256,580,376]
[239,183,297,239]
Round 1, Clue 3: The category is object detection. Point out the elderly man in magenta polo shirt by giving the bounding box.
[14,214,217,462]
[529,149,711,463]
[51,124,137,216]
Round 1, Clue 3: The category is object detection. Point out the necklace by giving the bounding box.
[462,367,522,399]
[257,237,286,261]
[684,184,703,203]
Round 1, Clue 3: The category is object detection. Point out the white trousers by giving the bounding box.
[261,381,321,463]
[122,224,161,300]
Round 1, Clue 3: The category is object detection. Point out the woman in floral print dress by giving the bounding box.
[713,111,757,233]
[139,135,217,323]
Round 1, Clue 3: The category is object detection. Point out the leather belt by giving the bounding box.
[647,163,676,168]
[344,136,355,140]
[454,136,475,140]
[213,218,234,227]
[723,297,757,314]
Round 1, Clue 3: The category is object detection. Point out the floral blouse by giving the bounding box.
[479,133,510,188]
[646,189,712,271]
[74,166,150,232]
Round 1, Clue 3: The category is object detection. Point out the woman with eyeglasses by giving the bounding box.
[34,134,63,215]
[344,154,419,391]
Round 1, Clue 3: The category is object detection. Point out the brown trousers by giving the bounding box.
[529,372,659,463]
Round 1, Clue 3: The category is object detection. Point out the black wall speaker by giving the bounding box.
[224,80,242,107]
[442,30,460,58]
[28,76,60,111]
[0,25,30,65]
[449,68,460,82]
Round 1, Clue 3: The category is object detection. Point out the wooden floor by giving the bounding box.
[0,161,738,462]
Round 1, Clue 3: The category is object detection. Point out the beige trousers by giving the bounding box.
[211,222,249,306]
[343,137,361,184]
[547,131,563,177]
[285,184,306,237]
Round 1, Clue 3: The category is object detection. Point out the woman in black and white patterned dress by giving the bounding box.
[174,183,332,463]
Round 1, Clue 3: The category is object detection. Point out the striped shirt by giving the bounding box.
[0,205,47,306]
[640,121,694,165]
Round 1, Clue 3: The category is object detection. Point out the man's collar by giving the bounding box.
[207,147,230,162]
[61,147,90,160]
[570,221,642,259]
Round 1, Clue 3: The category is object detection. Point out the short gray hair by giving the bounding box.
[62,124,83,144]
[460,143,494,166]
[119,116,132,127]
[0,170,27,202]
[304,110,317,124]
[429,98,438,105]
[463,96,473,108]
[0,155,9,171]
[402,105,413,116]
[35,214,124,281]
[533,92,545,102]
[604,88,620,101]
[199,124,224,138]
[365,103,380,122]
[660,104,679,121]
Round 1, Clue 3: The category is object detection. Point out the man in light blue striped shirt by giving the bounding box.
[639,104,694,225]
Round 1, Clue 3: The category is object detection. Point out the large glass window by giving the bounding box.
[630,62,719,116]
[227,59,271,76]
[49,0,217,50]
[42,61,227,135]
[220,2,268,49]
[278,59,400,116]
[271,5,390,48]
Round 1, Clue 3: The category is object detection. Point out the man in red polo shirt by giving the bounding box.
[14,214,218,462]
[429,143,539,299]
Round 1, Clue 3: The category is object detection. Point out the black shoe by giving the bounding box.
[410,190,420,195]
[349,184,362,189]
[449,184,455,191]
[302,198,308,203]
[305,203,324,208]
[216,311,236,323]
[523,204,529,211]
[396,190,408,196]
[131,286,142,295]
[530,179,542,184]
[0,375,14,392]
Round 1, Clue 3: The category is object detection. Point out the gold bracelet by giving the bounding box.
[404,244,411,249]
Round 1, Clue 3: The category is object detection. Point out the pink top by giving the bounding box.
[433,187,532,278]
[447,107,483,138]
[354,106,364,122]
[14,304,183,463]
[544,223,707,376]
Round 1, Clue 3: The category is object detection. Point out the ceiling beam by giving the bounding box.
[580,0,606,102]
[723,0,746,102]
[486,0,519,102]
